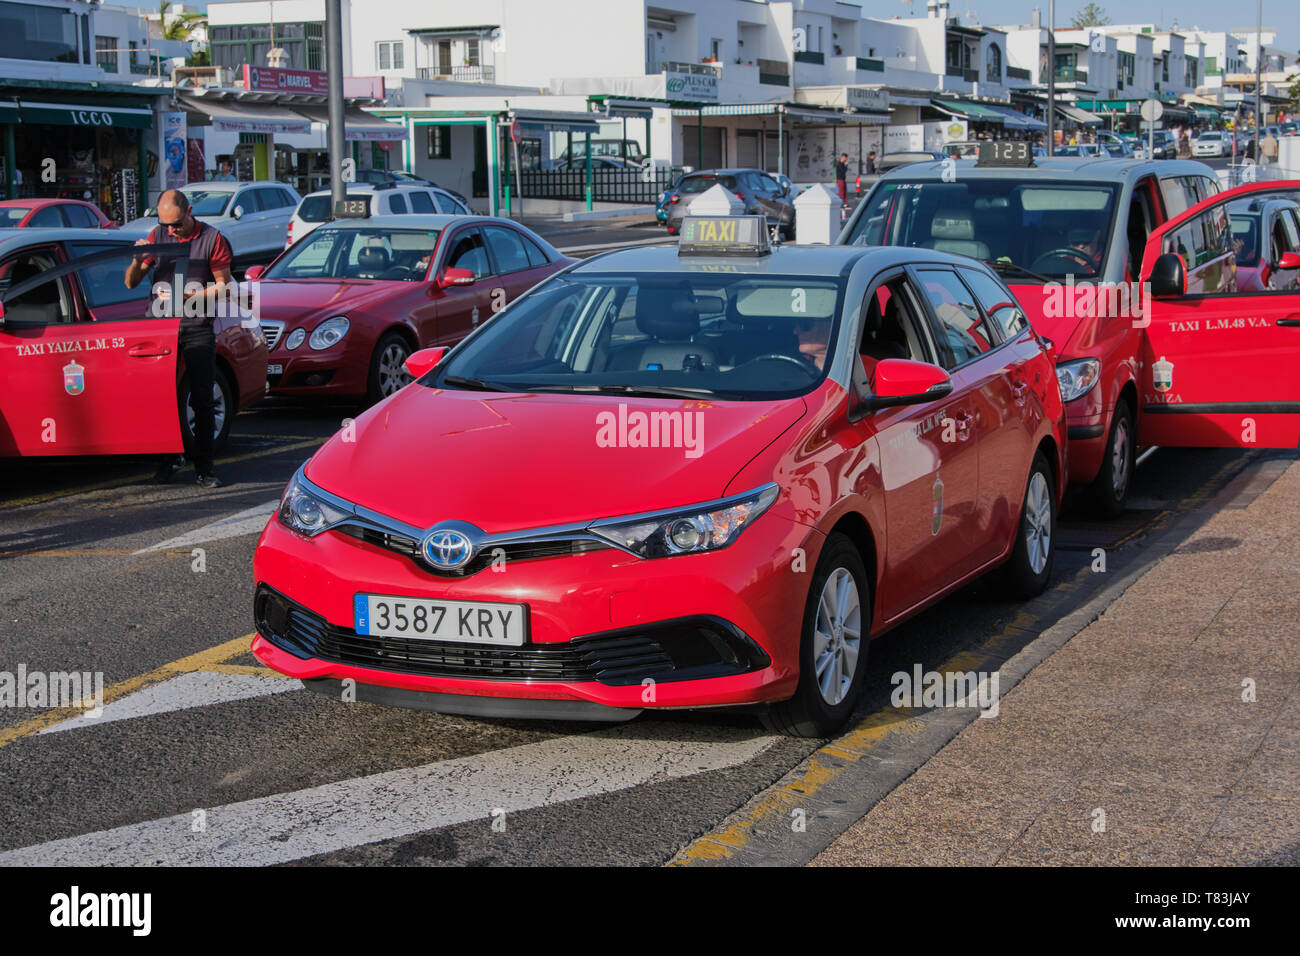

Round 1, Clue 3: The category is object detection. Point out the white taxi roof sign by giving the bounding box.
[678,215,770,256]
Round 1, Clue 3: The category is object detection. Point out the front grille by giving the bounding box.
[255,584,769,686]
[337,525,609,576]
[261,320,286,350]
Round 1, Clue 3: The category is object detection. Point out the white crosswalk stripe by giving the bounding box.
[0,726,775,866]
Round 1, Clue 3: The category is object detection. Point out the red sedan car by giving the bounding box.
[0,234,265,457]
[0,199,116,230]
[252,220,1066,737]
[247,214,574,403]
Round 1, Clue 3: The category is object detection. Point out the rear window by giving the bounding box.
[297,194,366,223]
[678,175,737,195]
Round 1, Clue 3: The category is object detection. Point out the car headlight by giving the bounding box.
[1056,358,1102,402]
[588,484,779,558]
[308,315,350,350]
[277,471,351,537]
[284,327,306,350]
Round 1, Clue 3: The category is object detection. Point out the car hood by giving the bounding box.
[1009,280,1093,355]
[304,386,807,533]
[253,279,411,324]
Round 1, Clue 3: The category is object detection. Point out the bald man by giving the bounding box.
[126,189,234,488]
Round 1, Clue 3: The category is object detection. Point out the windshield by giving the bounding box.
[434,272,845,400]
[844,179,1121,281]
[145,188,232,218]
[679,175,739,195]
[265,227,441,281]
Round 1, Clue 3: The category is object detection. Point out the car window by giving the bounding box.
[386,192,409,215]
[67,241,151,308]
[27,206,64,228]
[1162,204,1234,294]
[957,267,1027,339]
[434,190,468,215]
[407,190,435,214]
[234,189,263,214]
[267,227,441,281]
[276,188,297,209]
[483,225,531,274]
[0,207,31,226]
[445,228,489,277]
[1282,210,1300,251]
[0,250,74,324]
[520,234,550,268]
[63,205,99,228]
[916,268,994,367]
[1159,177,1199,218]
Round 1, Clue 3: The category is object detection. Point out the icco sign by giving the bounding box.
[69,110,114,127]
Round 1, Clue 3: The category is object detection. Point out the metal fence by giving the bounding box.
[503,166,681,204]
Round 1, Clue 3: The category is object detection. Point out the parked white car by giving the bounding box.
[123,181,301,271]
[285,182,472,247]
[1193,131,1227,158]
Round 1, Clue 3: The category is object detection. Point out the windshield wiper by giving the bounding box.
[983,259,1052,284]
[518,383,725,400]
[439,375,515,392]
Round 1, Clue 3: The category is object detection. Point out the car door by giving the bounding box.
[855,269,983,622]
[1138,180,1300,449]
[430,225,493,346]
[0,242,182,456]
[911,266,1027,570]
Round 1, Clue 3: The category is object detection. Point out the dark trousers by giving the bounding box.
[180,324,216,475]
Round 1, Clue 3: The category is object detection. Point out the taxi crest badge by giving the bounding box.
[1152,355,1174,394]
[63,360,85,396]
[931,476,944,536]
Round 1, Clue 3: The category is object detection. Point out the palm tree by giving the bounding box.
[157,2,206,43]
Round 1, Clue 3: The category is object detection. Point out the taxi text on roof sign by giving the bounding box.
[678,215,770,257]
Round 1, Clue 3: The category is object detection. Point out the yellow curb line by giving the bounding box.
[0,633,255,749]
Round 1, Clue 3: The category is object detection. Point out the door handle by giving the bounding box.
[1277,316,1300,327]
[128,344,172,357]
[1011,379,1030,406]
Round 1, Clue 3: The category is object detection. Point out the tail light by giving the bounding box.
[670,194,679,204]
[735,192,745,200]
[286,221,293,247]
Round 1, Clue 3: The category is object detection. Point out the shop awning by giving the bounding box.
[931,99,1005,124]
[0,101,19,123]
[291,105,405,141]
[1191,105,1221,119]
[511,110,602,135]
[16,100,153,129]
[671,103,780,117]
[1055,104,1103,126]
[178,96,311,135]
[985,105,1046,131]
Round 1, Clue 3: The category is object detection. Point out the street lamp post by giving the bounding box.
[1046,0,1056,156]
[1254,0,1262,161]
[325,0,346,211]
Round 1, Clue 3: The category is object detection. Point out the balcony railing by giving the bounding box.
[759,72,789,86]
[417,65,496,82]
[1054,67,1089,83]
[648,60,720,77]
[1007,65,1031,80]
[945,64,964,77]
[857,56,884,72]
[794,50,824,65]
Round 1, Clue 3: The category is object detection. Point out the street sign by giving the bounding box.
[1140,99,1164,123]
[510,120,521,145]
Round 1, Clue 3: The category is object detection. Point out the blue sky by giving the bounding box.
[914,0,1297,52]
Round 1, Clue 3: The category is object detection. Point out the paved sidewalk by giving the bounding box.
[812,459,1300,866]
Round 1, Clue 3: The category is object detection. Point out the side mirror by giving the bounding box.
[438,267,476,288]
[861,358,953,411]
[244,264,265,281]
[404,346,447,379]
[1149,252,1187,298]
[0,300,5,331]
[231,205,244,220]
[1277,251,1300,270]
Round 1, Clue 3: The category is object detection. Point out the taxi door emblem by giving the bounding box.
[471,305,480,326]
[63,360,85,396]
[931,476,944,536]
[1152,356,1174,393]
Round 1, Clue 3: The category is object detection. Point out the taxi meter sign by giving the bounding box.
[678,215,770,256]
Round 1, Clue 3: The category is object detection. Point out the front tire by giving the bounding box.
[761,533,870,738]
[366,331,413,404]
[997,451,1056,599]
[1086,398,1135,518]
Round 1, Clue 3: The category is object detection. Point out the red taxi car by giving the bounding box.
[252,217,1066,737]
[0,232,266,457]
[247,214,574,403]
[840,148,1300,514]
[0,199,116,230]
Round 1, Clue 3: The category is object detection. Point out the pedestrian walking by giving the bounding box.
[834,152,849,206]
[124,189,234,489]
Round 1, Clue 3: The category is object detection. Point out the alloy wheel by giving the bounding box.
[811,568,862,706]
[1025,471,1053,575]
